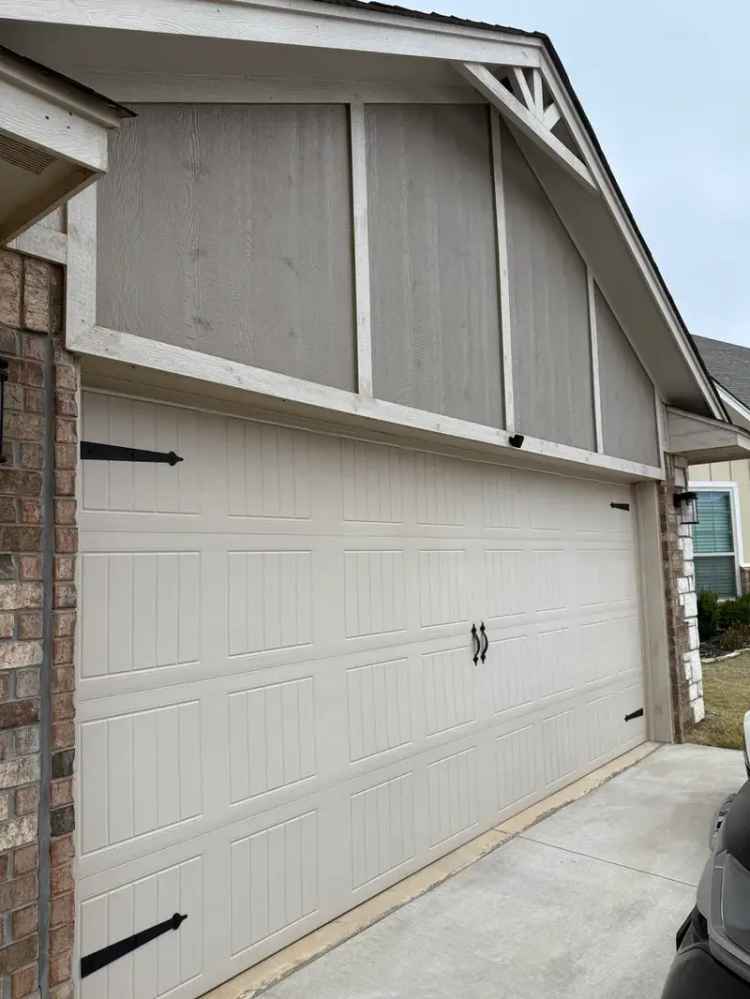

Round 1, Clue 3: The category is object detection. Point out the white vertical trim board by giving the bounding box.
[586,268,603,453]
[349,102,373,398]
[65,184,98,349]
[490,109,514,435]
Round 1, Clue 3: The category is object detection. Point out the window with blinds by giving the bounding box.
[694,490,738,598]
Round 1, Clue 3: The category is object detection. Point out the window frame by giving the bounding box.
[690,481,744,598]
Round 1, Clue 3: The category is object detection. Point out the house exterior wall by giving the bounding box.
[690,458,750,593]
[659,454,703,738]
[0,248,77,999]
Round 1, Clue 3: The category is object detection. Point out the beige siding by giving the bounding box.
[502,121,595,451]
[691,459,750,562]
[366,104,504,428]
[96,104,357,391]
[595,286,659,466]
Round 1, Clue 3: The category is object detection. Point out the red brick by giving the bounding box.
[55,421,76,445]
[48,950,71,987]
[53,445,76,471]
[50,863,73,898]
[14,786,39,816]
[51,722,74,751]
[11,905,37,941]
[0,936,37,977]
[12,845,37,877]
[17,558,40,582]
[54,471,75,496]
[0,253,22,328]
[49,922,73,956]
[53,584,76,610]
[23,259,54,334]
[50,778,72,809]
[16,614,41,640]
[0,528,41,554]
[53,556,74,581]
[55,366,76,393]
[55,392,77,418]
[17,499,40,526]
[3,413,42,444]
[0,584,42,611]
[50,667,73,692]
[48,836,72,869]
[15,671,39,700]
[18,445,42,471]
[0,498,16,523]
[54,528,77,554]
[0,642,42,669]
[0,702,38,730]
[0,471,40,498]
[53,500,76,527]
[21,337,45,363]
[6,361,42,390]
[52,613,75,639]
[0,614,14,639]
[49,891,73,928]
[51,694,73,723]
[0,875,37,914]
[52,640,73,666]
[11,962,37,998]
[0,854,10,881]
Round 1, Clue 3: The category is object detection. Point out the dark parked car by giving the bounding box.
[662,713,750,998]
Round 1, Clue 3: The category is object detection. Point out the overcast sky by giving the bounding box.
[410,0,750,346]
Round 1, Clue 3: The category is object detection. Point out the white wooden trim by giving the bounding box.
[65,185,98,347]
[633,481,673,742]
[456,63,596,192]
[490,109,514,434]
[716,383,750,433]
[0,77,108,172]
[77,73,486,105]
[689,481,744,595]
[542,102,561,131]
[511,67,535,113]
[536,55,723,421]
[1,1,542,66]
[655,388,667,475]
[586,268,603,453]
[531,69,544,116]
[8,226,67,265]
[349,102,373,398]
[67,321,663,481]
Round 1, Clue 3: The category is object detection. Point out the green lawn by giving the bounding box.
[689,651,750,751]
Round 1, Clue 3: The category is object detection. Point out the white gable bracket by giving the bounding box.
[455,62,597,193]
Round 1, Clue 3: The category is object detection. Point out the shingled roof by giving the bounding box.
[693,335,750,409]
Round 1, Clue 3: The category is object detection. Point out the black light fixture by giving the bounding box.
[0,359,7,465]
[674,490,699,526]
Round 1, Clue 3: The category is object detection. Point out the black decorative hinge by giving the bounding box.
[610,502,630,511]
[624,707,644,722]
[80,441,183,465]
[81,912,188,978]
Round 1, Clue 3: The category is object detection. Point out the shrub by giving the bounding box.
[698,590,719,641]
[718,623,750,653]
[718,593,750,632]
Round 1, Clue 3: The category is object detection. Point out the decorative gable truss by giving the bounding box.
[456,62,596,193]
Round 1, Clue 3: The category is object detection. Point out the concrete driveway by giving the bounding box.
[260,744,744,999]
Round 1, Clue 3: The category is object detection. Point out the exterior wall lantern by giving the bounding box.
[674,490,699,526]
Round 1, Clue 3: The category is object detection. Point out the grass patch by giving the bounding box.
[689,651,750,751]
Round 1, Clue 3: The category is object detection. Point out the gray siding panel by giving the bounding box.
[502,122,595,451]
[96,104,357,391]
[595,286,659,466]
[366,104,504,428]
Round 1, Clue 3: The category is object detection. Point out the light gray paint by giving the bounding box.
[596,286,659,466]
[366,104,504,428]
[502,122,595,451]
[96,104,357,391]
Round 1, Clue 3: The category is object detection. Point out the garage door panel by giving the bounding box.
[78,391,648,995]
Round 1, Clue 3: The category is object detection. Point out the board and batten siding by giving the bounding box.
[92,99,660,470]
[501,119,595,451]
[96,103,357,391]
[594,286,659,466]
[365,104,504,428]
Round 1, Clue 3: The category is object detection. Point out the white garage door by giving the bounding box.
[77,390,647,998]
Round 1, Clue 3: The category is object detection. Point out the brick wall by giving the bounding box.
[0,249,77,999]
[659,454,703,741]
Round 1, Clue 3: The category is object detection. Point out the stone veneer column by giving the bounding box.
[659,454,703,741]
[0,248,77,999]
